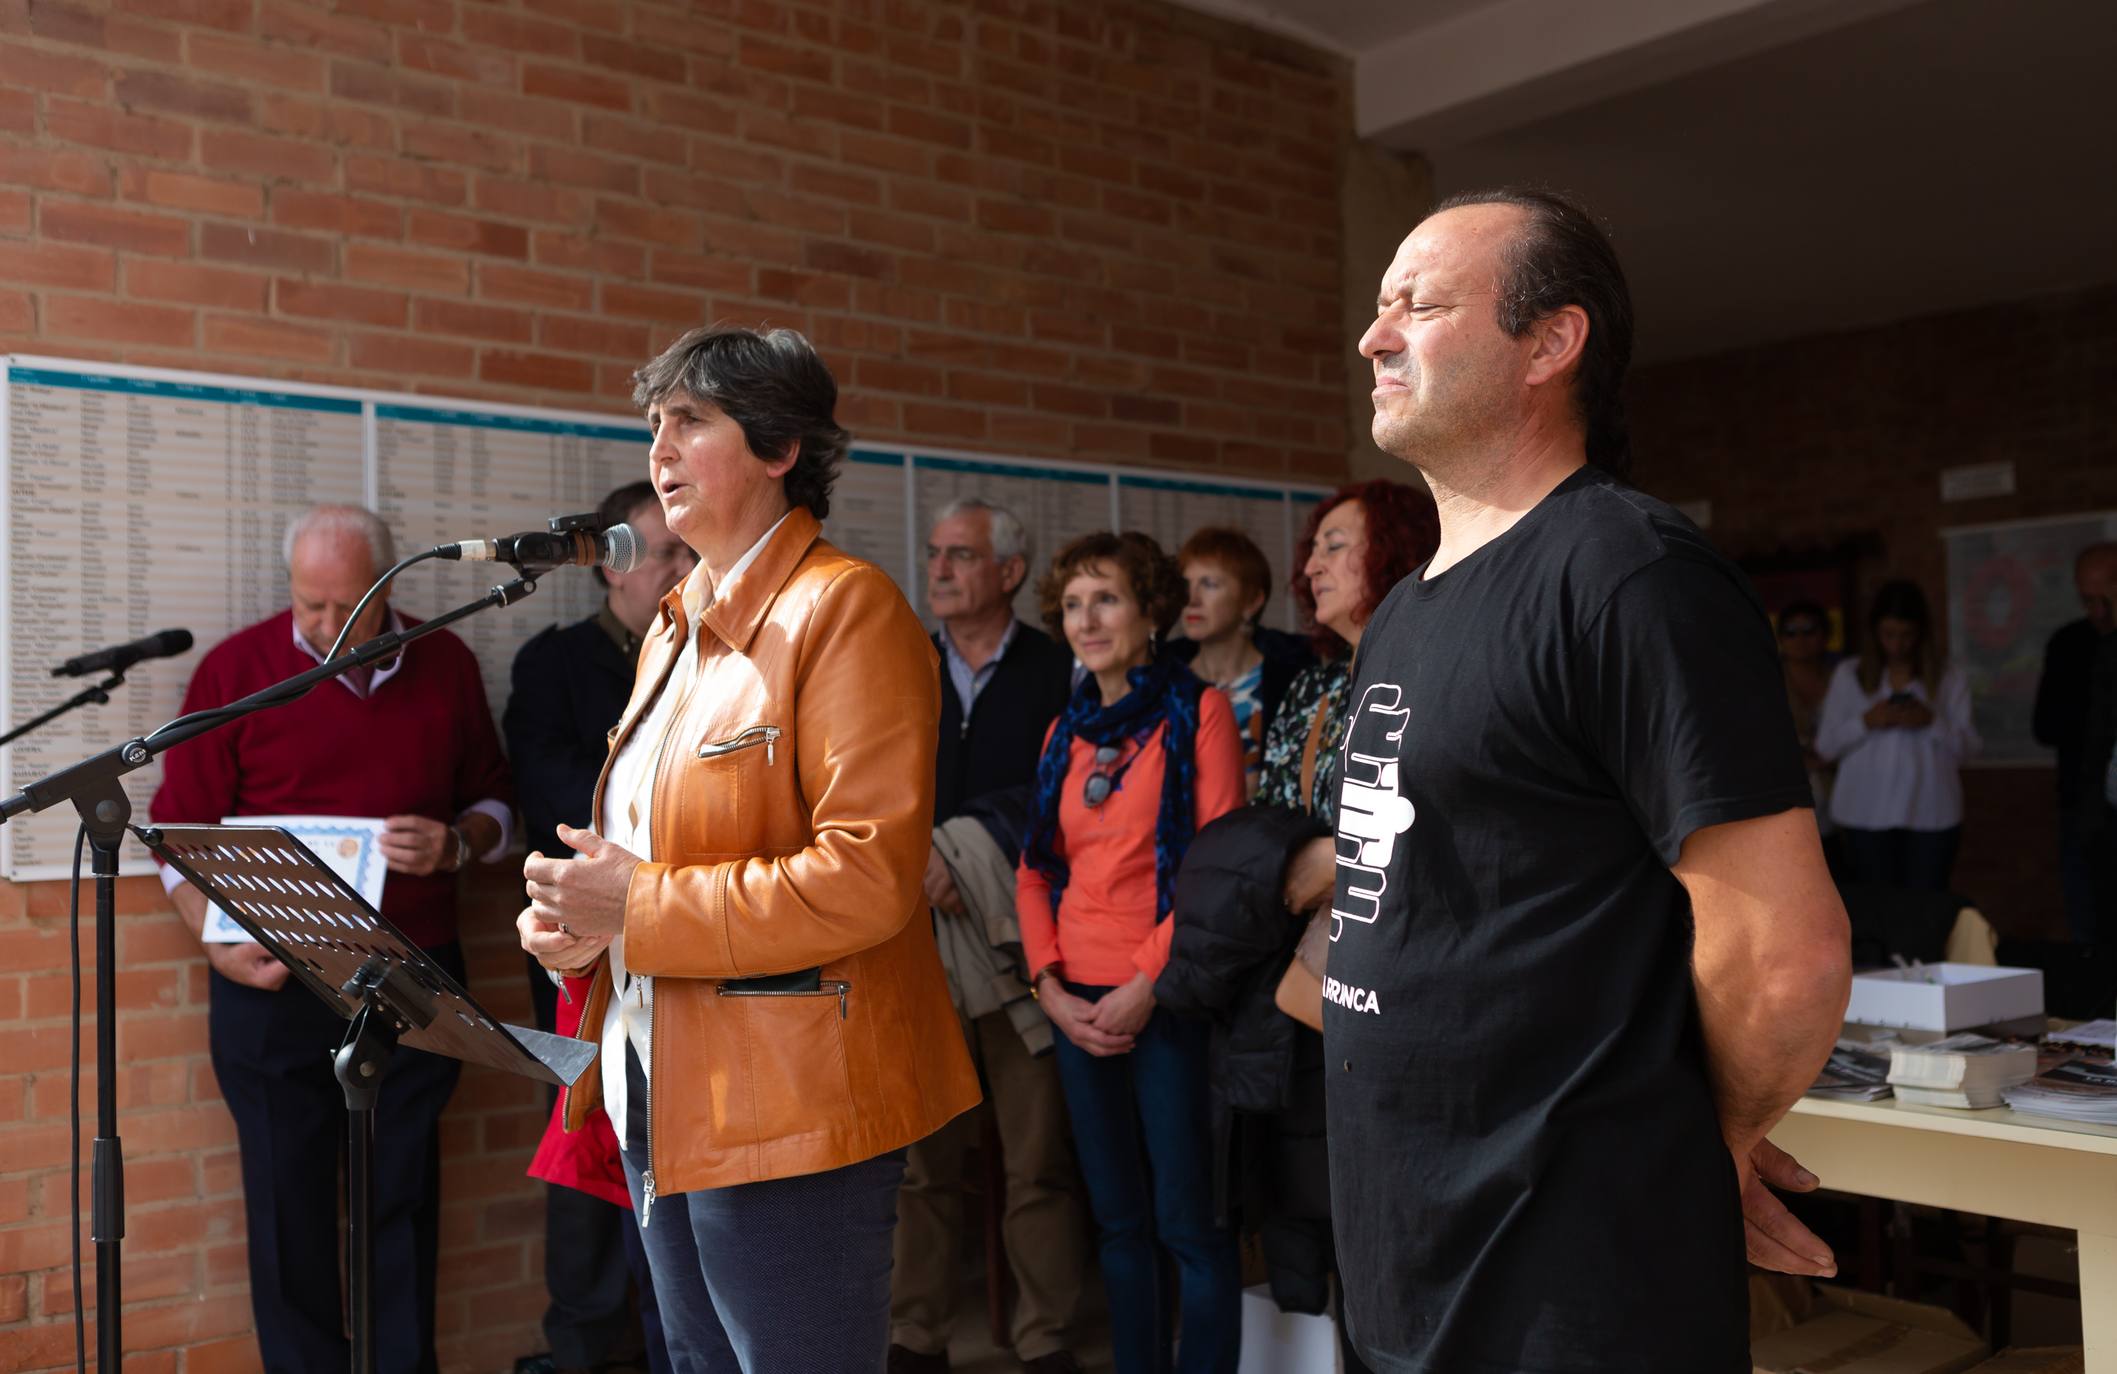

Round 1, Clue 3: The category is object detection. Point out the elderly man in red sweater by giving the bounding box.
[152,504,513,1374]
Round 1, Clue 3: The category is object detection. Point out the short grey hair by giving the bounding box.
[283,504,396,571]
[932,498,1029,568]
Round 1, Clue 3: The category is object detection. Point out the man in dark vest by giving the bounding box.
[504,480,694,1374]
[890,499,1086,1374]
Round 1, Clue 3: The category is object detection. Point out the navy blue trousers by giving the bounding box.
[1051,988,1241,1374]
[618,1046,905,1373]
[210,943,463,1374]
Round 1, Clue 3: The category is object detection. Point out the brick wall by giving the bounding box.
[1627,283,2117,939]
[0,2,1353,1370]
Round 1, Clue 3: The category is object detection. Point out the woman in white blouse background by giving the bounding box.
[1816,579,1980,891]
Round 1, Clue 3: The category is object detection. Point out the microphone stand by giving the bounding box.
[0,569,544,1373]
[0,672,129,750]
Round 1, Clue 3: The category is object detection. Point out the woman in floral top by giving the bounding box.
[1259,479,1440,829]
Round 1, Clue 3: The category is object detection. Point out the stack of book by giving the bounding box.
[1807,1041,1894,1101]
[2002,1059,2117,1124]
[1885,1033,2037,1108]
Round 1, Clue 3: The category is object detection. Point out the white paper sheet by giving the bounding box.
[199,814,388,944]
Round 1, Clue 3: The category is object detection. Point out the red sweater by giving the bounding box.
[150,609,512,949]
[1016,689,1244,986]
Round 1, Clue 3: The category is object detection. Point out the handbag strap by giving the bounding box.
[1298,690,1331,815]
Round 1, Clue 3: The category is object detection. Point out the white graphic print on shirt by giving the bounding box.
[1331,681,1416,944]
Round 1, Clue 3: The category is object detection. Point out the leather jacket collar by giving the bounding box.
[659,506,822,655]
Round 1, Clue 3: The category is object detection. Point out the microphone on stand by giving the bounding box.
[433,521,642,574]
[51,628,195,679]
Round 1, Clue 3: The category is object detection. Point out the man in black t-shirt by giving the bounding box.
[1321,188,1852,1374]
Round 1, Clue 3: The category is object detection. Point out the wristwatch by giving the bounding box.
[446,824,470,874]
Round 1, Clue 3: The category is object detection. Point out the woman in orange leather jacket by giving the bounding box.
[518,325,979,1373]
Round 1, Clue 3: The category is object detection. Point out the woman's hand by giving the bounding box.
[1894,698,1934,730]
[1087,971,1157,1039]
[521,823,642,940]
[1039,978,1135,1057]
[518,907,612,976]
[1861,700,1901,730]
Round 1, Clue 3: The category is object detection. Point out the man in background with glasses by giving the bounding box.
[890,498,1088,1374]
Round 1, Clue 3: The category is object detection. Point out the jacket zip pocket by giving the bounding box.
[716,979,852,1020]
[639,976,656,1227]
[697,724,780,765]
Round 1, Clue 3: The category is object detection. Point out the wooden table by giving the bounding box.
[1776,1095,2117,1369]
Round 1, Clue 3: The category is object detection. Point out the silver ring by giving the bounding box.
[558,922,575,936]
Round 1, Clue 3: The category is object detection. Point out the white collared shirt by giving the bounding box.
[599,513,787,1148]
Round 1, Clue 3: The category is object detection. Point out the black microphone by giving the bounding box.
[434,522,643,574]
[52,628,194,679]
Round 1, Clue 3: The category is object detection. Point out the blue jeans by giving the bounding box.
[1051,987,1240,1374]
[618,1047,905,1373]
[1839,825,1961,893]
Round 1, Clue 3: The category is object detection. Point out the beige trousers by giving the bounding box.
[890,1008,1089,1361]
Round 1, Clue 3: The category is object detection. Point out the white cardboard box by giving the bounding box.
[1845,964,2044,1032]
[1238,1285,1342,1374]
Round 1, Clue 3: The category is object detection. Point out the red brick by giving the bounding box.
[330,59,453,118]
[114,0,252,31]
[120,167,262,218]
[345,243,469,294]
[270,188,401,240]
[528,144,639,196]
[0,88,32,135]
[406,210,530,260]
[535,313,648,358]
[0,143,111,197]
[347,328,476,378]
[259,0,390,63]
[397,32,515,85]
[599,282,708,325]
[593,199,699,251]
[739,35,832,83]
[413,297,533,343]
[274,278,406,327]
[254,91,393,150]
[45,96,193,159]
[803,240,893,280]
[124,261,266,311]
[42,294,190,350]
[202,313,338,364]
[581,33,686,83]
[201,127,338,185]
[646,251,751,294]
[0,38,107,98]
[40,200,190,256]
[480,348,594,391]
[112,67,251,122]
[533,231,644,277]
[0,284,28,329]
[347,154,468,206]
[200,221,335,274]
[185,31,326,91]
[402,122,522,175]
[460,9,578,60]
[471,176,591,228]
[521,62,633,113]
[476,262,594,311]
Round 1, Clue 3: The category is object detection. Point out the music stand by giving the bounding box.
[137,822,597,1374]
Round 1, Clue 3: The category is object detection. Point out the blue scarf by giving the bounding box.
[1021,654,1204,926]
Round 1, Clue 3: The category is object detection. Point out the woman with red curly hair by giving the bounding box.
[1259,479,1442,824]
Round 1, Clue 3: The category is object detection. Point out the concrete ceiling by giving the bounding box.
[1166,0,2117,363]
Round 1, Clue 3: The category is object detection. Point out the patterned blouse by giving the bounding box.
[1256,658,1351,828]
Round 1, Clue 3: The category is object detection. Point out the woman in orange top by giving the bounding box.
[1017,531,1246,1374]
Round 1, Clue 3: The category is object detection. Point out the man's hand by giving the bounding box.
[923,848,965,917]
[1087,970,1156,1038]
[206,939,291,992]
[1039,979,1135,1057]
[522,823,642,940]
[378,814,454,876]
[1282,835,1336,913]
[518,906,613,976]
[1736,1137,1837,1277]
